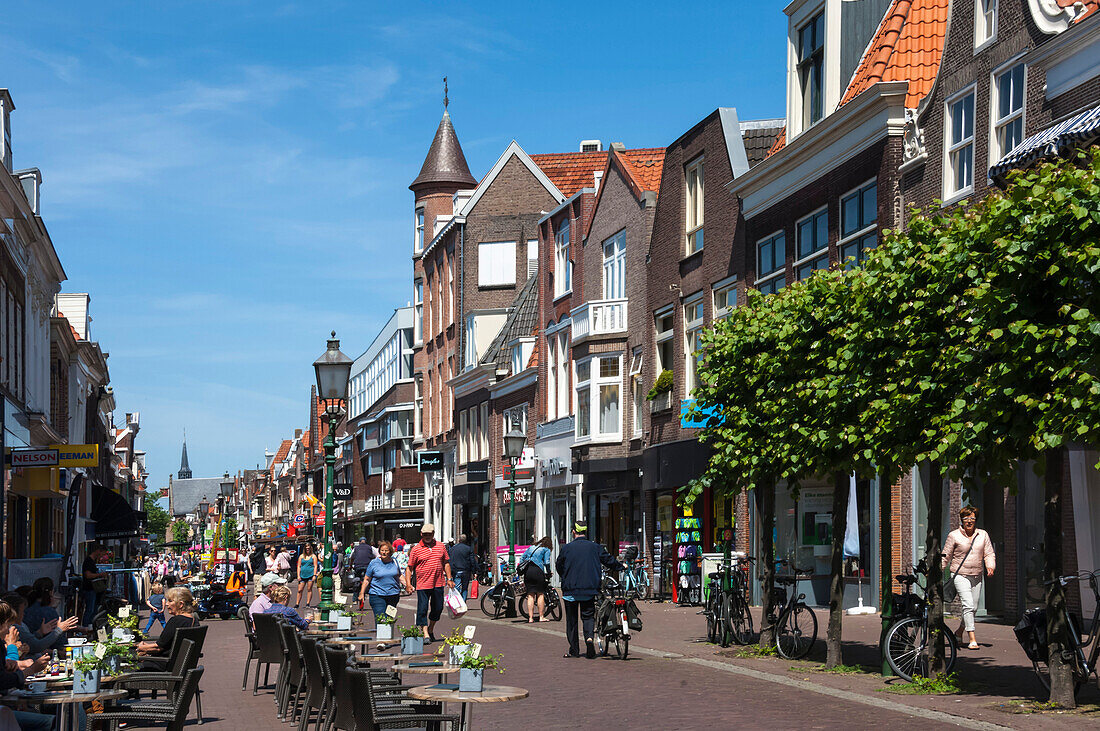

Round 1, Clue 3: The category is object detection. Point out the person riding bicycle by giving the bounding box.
[556,522,622,659]
[519,537,553,623]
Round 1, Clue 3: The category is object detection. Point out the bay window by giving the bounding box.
[575,354,623,441]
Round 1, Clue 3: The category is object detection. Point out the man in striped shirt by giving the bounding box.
[405,523,454,643]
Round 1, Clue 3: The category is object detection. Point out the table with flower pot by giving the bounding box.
[0,688,128,731]
[392,661,461,684]
[406,684,528,731]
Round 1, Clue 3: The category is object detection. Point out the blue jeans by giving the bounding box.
[453,573,469,600]
[415,587,444,627]
[14,710,54,731]
[145,610,166,632]
[81,590,99,626]
[367,593,400,623]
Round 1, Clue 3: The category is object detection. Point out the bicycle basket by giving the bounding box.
[1014,607,1047,663]
[620,545,639,563]
[625,598,643,632]
[889,593,922,618]
[770,587,788,606]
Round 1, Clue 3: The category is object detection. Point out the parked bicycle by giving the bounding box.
[516,583,563,621]
[704,553,754,647]
[594,572,640,659]
[882,557,958,681]
[618,546,651,600]
[480,561,524,619]
[762,559,818,660]
[1014,568,1100,698]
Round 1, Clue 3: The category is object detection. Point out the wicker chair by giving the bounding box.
[298,637,328,731]
[250,612,284,695]
[347,668,459,731]
[114,638,198,704]
[278,620,307,722]
[242,610,260,690]
[93,666,204,731]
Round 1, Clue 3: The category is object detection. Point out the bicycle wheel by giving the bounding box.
[480,585,506,618]
[704,589,718,643]
[1032,659,1086,695]
[885,617,954,681]
[776,603,818,660]
[717,592,733,647]
[516,592,530,619]
[726,592,754,645]
[616,634,630,660]
[547,589,562,621]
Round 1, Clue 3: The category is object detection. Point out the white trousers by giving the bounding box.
[953,573,983,632]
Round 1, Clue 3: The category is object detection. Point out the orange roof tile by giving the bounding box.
[531,151,608,197]
[840,0,949,109]
[617,148,667,196]
[765,127,786,158]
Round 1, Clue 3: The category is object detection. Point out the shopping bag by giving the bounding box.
[445,586,468,618]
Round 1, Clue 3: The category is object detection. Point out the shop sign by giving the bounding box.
[332,483,353,500]
[291,513,307,527]
[6,448,59,467]
[501,487,531,504]
[417,451,444,472]
[539,457,565,477]
[49,444,100,467]
[680,398,723,429]
[465,460,489,483]
[501,447,535,482]
[314,513,326,527]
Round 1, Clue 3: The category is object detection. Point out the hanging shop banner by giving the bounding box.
[465,460,490,483]
[417,451,444,472]
[291,513,308,527]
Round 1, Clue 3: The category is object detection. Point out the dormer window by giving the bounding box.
[509,338,535,375]
[975,0,997,50]
[414,207,425,254]
[685,157,704,255]
[798,11,825,129]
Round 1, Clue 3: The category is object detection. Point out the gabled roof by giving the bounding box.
[530,151,609,197]
[410,110,477,190]
[480,274,539,373]
[840,0,950,109]
[584,147,666,240]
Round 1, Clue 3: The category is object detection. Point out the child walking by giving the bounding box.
[145,583,166,631]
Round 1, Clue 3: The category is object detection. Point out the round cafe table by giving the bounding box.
[406,684,528,731]
[352,652,431,666]
[1,688,128,731]
[392,661,460,684]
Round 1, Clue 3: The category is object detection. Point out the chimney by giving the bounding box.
[294,429,303,439]
[609,142,626,153]
[579,140,601,152]
[16,168,41,214]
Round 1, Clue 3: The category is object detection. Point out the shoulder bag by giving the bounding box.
[942,530,977,603]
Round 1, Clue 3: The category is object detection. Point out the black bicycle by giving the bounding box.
[1015,568,1100,697]
[704,554,754,647]
[883,559,958,681]
[516,584,563,621]
[594,573,636,659]
[480,563,524,619]
[764,560,818,660]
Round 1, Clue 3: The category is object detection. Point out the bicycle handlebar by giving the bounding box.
[1043,568,1100,587]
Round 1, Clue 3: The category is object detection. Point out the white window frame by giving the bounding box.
[459,409,468,464]
[990,60,1026,168]
[574,358,592,440]
[944,86,976,202]
[685,156,705,255]
[574,354,623,442]
[630,346,644,439]
[683,295,704,397]
[436,261,444,333]
[447,254,454,326]
[756,231,786,295]
[556,331,570,418]
[838,179,878,268]
[654,306,675,373]
[974,0,997,51]
[546,330,558,421]
[413,279,424,344]
[794,206,829,281]
[479,402,489,458]
[797,10,826,130]
[478,241,517,288]
[554,218,572,298]
[414,207,425,254]
[712,275,738,320]
[602,229,626,300]
[464,315,477,368]
[401,487,425,508]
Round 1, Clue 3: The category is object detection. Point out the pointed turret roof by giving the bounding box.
[178,435,192,480]
[410,111,477,190]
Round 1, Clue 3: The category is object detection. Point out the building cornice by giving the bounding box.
[1026,14,1100,100]
[450,364,494,398]
[489,366,537,399]
[727,81,909,219]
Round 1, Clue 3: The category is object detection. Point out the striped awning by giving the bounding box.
[989,103,1100,182]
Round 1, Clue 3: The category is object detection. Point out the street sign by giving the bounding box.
[6,449,59,467]
[291,513,307,527]
[333,483,353,499]
[466,460,490,482]
[417,451,444,472]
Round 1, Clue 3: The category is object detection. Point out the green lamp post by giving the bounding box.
[502,424,526,572]
[313,331,353,619]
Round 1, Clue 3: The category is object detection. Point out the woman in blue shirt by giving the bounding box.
[357,541,409,625]
[295,543,318,609]
[520,537,554,622]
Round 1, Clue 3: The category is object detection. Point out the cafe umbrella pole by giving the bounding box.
[313,331,353,620]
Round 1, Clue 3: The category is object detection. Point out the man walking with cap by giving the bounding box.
[406,523,454,643]
[556,521,622,658]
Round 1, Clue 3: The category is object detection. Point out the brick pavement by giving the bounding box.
[158,593,1099,730]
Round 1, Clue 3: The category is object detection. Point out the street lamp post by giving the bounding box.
[197,497,209,557]
[313,331,353,619]
[503,425,526,572]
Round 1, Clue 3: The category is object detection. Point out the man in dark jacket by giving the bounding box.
[555,521,622,658]
[448,534,476,599]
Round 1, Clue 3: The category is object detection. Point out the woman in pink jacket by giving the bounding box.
[942,506,995,650]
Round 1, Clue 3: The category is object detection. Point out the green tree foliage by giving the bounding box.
[171,519,191,544]
[144,493,171,545]
[222,517,240,549]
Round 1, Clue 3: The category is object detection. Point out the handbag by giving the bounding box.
[91,577,109,593]
[942,530,977,602]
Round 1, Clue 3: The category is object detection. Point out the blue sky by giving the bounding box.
[1,1,787,491]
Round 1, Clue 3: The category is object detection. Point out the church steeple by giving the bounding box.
[178,432,192,479]
[409,81,476,192]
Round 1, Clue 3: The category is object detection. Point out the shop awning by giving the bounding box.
[990,103,1100,182]
[90,485,146,539]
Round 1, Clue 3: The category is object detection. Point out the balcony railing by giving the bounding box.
[571,298,628,343]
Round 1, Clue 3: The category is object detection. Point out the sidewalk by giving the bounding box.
[454,595,1100,729]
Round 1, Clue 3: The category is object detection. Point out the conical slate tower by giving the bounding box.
[409,110,477,191]
[178,433,192,479]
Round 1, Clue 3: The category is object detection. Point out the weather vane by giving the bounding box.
[444,76,449,110]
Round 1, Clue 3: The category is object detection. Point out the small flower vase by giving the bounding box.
[376,623,393,640]
[401,636,424,655]
[74,668,101,694]
[458,668,483,692]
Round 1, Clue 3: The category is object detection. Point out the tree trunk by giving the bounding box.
[924,462,946,676]
[1044,448,1077,708]
[826,472,849,668]
[756,481,777,648]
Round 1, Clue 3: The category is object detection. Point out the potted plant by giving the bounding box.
[100,638,137,674]
[646,369,673,402]
[375,612,398,641]
[108,614,140,642]
[399,625,424,655]
[72,652,108,694]
[437,627,473,665]
[458,653,504,693]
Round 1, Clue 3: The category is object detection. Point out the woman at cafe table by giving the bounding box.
[0,599,54,731]
[137,586,200,671]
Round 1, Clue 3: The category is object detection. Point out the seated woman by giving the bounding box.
[22,578,60,637]
[262,586,311,630]
[0,600,54,731]
[136,587,201,671]
[2,593,78,656]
